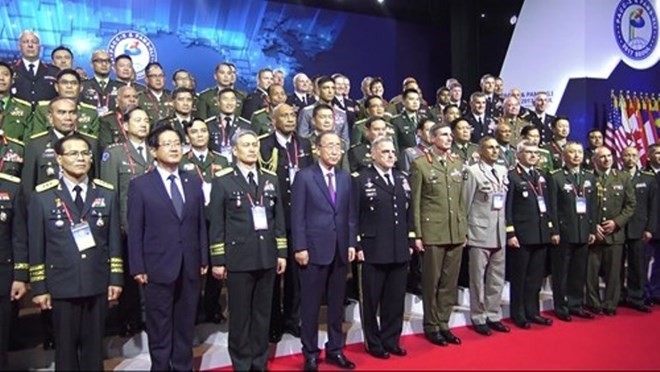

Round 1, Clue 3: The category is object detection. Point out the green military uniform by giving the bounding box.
[180,150,230,183]
[249,108,275,136]
[196,87,246,119]
[410,151,467,334]
[495,143,516,169]
[499,117,530,146]
[347,142,372,173]
[21,130,98,197]
[350,118,397,147]
[28,101,100,137]
[587,169,636,313]
[391,112,423,152]
[451,142,479,165]
[154,116,189,144]
[97,111,125,150]
[537,147,554,174]
[137,90,172,123]
[0,97,31,141]
[541,140,564,170]
[0,136,25,177]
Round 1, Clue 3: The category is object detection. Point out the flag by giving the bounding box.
[604,96,630,169]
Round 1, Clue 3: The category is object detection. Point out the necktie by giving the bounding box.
[529,169,537,181]
[199,154,205,163]
[73,185,84,213]
[326,172,336,205]
[247,171,258,197]
[491,168,499,183]
[168,175,184,218]
[99,80,107,90]
[384,173,394,190]
[302,95,307,106]
[137,146,145,161]
[28,63,35,76]
[224,116,232,128]
[478,116,483,126]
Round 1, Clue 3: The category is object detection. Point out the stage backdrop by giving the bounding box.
[500,0,659,146]
[0,0,449,100]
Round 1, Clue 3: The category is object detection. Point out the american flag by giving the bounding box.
[604,97,630,169]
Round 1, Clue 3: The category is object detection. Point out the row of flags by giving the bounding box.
[604,93,660,168]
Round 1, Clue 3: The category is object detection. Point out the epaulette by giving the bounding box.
[237,117,251,124]
[584,169,594,174]
[6,137,24,146]
[351,172,359,178]
[30,131,49,140]
[12,97,31,107]
[257,132,270,140]
[211,150,224,157]
[0,172,20,183]
[199,87,214,95]
[390,113,403,119]
[349,143,362,150]
[205,116,218,123]
[261,168,277,177]
[93,179,114,190]
[216,167,233,177]
[101,111,115,117]
[253,108,266,115]
[550,169,561,174]
[538,147,550,154]
[79,102,96,110]
[35,179,59,193]
[106,143,122,149]
[641,170,654,176]
[354,118,366,125]
[37,100,50,106]
[79,132,98,140]
[612,169,618,176]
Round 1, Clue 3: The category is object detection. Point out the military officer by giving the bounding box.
[137,62,172,122]
[348,117,388,173]
[306,103,350,171]
[79,50,124,115]
[113,54,146,92]
[297,76,349,147]
[542,117,570,170]
[0,172,27,370]
[0,128,25,178]
[97,85,139,150]
[258,104,314,341]
[391,89,428,153]
[29,69,100,137]
[583,129,605,171]
[505,140,555,329]
[99,106,153,337]
[621,146,656,312]
[400,118,434,177]
[350,95,393,146]
[22,97,98,198]
[29,134,122,370]
[12,30,58,106]
[196,62,245,119]
[450,117,479,165]
[645,144,660,305]
[529,92,555,144]
[208,130,287,371]
[520,125,554,173]
[0,61,32,141]
[155,87,195,149]
[586,146,636,316]
[547,142,598,321]
[354,136,412,359]
[250,84,288,136]
[241,68,273,120]
[205,88,251,163]
[498,96,530,146]
[494,122,516,169]
[410,124,466,346]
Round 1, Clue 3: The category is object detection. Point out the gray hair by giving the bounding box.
[370,136,395,155]
[516,140,537,155]
[230,129,258,147]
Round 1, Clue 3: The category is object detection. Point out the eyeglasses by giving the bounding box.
[159,141,182,148]
[147,74,165,78]
[62,151,93,158]
[92,59,111,64]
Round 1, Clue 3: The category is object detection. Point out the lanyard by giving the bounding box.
[122,142,137,176]
[569,173,587,197]
[60,198,82,225]
[285,137,299,168]
[245,192,263,207]
[95,90,111,108]
[218,118,230,147]
[517,166,543,197]
[116,111,128,141]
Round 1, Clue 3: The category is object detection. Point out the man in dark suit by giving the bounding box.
[287,73,316,113]
[529,92,555,145]
[29,134,123,370]
[332,74,359,131]
[291,131,358,371]
[258,104,315,342]
[353,136,412,359]
[505,140,555,329]
[465,92,495,143]
[12,30,58,106]
[208,130,287,370]
[127,126,208,371]
[241,68,273,120]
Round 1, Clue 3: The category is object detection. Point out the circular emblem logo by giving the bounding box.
[107,31,157,80]
[613,0,658,61]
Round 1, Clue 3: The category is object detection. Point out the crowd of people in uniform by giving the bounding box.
[1,29,659,371]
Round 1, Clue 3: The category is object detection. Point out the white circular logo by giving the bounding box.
[613,0,658,61]
[107,31,157,80]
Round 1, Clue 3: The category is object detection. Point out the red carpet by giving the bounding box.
[211,307,660,370]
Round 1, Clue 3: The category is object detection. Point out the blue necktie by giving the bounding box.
[168,175,184,218]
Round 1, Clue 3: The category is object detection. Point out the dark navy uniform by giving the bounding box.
[79,79,124,115]
[258,132,314,338]
[348,142,372,173]
[0,173,27,370]
[0,136,25,178]
[204,115,251,161]
[240,88,268,120]
[353,166,413,355]
[28,178,122,370]
[208,167,287,371]
[97,111,125,151]
[11,60,58,106]
[505,165,556,325]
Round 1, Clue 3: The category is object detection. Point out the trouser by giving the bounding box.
[508,244,547,322]
[622,239,646,305]
[468,246,505,324]
[586,244,623,311]
[550,242,588,315]
[421,244,463,332]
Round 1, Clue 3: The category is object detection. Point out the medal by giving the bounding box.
[0,212,6,222]
[46,166,55,176]
[237,198,241,208]
[55,219,64,228]
[96,218,104,227]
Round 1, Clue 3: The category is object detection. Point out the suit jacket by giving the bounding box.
[465,112,495,144]
[28,178,123,298]
[127,170,208,283]
[547,167,598,244]
[287,93,316,113]
[0,174,28,297]
[11,60,58,105]
[626,169,657,239]
[291,164,357,265]
[464,161,508,248]
[353,167,412,264]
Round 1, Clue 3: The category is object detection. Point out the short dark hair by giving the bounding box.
[520,125,539,138]
[313,103,333,118]
[144,62,164,75]
[172,69,190,82]
[365,116,386,130]
[184,118,206,134]
[418,117,435,131]
[147,125,184,149]
[449,117,469,132]
[114,54,132,64]
[0,61,14,76]
[364,95,383,109]
[267,83,284,96]
[551,116,569,129]
[314,130,339,147]
[56,68,81,83]
[436,87,449,96]
[171,87,194,100]
[53,133,90,156]
[218,87,236,98]
[51,45,73,60]
[123,106,148,123]
[316,76,334,88]
[368,77,384,92]
[215,62,232,73]
[402,88,419,99]
[442,104,459,115]
[587,128,603,136]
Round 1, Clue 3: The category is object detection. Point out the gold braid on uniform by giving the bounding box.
[257,147,278,173]
[110,257,124,274]
[30,264,46,282]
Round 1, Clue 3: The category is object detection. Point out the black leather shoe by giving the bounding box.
[603,308,617,316]
[570,309,595,319]
[366,348,390,359]
[629,302,652,313]
[650,297,660,306]
[425,331,448,346]
[486,320,510,333]
[304,357,319,372]
[269,330,283,343]
[43,338,55,350]
[585,306,603,315]
[326,353,356,369]
[283,324,301,338]
[555,312,572,322]
[473,324,492,336]
[207,313,226,324]
[385,345,407,356]
[530,315,553,326]
[440,330,462,345]
[513,320,531,329]
[407,287,423,296]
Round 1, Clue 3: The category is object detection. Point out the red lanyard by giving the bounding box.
[60,198,82,224]
[0,137,7,171]
[550,141,562,155]
[96,90,111,108]
[218,118,229,147]
[116,112,128,140]
[122,142,137,176]
[245,192,263,207]
[517,166,543,197]
[285,137,299,168]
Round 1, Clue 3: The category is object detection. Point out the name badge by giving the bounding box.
[252,206,268,231]
[202,182,212,206]
[492,192,505,210]
[72,221,96,251]
[289,166,298,185]
[537,196,547,214]
[220,146,233,163]
[96,106,109,115]
[575,196,587,214]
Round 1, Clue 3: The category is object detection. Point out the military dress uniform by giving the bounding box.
[249,108,275,136]
[155,116,191,146]
[79,78,124,114]
[505,165,556,325]
[353,166,413,355]
[451,142,479,166]
[400,144,428,176]
[410,151,467,336]
[537,147,555,174]
[347,142,373,173]
[587,169,636,314]
[499,117,530,146]
[208,167,287,371]
[547,167,598,318]
[28,178,122,370]
[391,112,425,153]
[495,142,516,170]
[196,87,246,119]
[258,132,314,338]
[97,111,126,151]
[205,115,251,162]
[623,169,657,308]
[349,118,397,147]
[541,140,564,170]
[241,88,268,120]
[137,90,172,123]
[0,136,25,178]
[530,112,556,145]
[0,173,27,370]
[28,101,100,137]
[1,96,32,140]
[11,60,58,106]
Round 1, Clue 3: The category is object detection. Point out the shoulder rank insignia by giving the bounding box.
[30,131,49,140]
[351,172,359,178]
[260,168,277,176]
[216,167,234,177]
[0,172,20,183]
[6,137,24,146]
[93,179,115,190]
[35,179,59,192]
